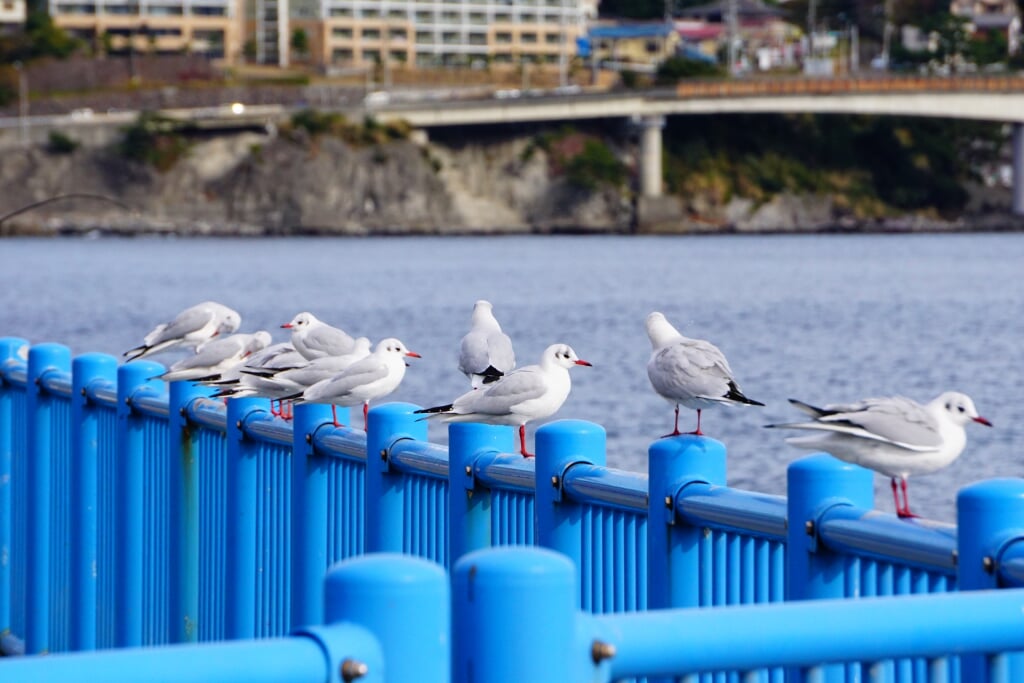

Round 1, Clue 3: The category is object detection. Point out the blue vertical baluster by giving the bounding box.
[115,360,164,648]
[167,381,214,643]
[0,336,28,644]
[958,479,1024,683]
[225,397,267,640]
[69,352,118,652]
[647,434,727,611]
[448,423,514,567]
[452,546,584,683]
[323,553,448,683]
[786,453,874,683]
[534,419,606,609]
[290,403,335,629]
[365,403,426,553]
[25,343,71,654]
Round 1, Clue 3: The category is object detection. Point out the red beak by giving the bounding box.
[406,351,422,358]
[974,416,993,427]
[281,323,293,329]
[575,360,592,367]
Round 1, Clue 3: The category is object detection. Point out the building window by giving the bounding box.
[389,49,406,61]
[389,28,407,40]
[493,52,513,63]
[441,10,458,22]
[645,40,659,53]
[495,31,512,43]
[468,32,486,45]
[415,30,433,43]
[442,31,458,44]
[362,28,381,40]
[333,47,354,61]
[415,10,431,22]
[332,27,353,38]
[147,5,182,14]
[520,12,537,22]
[362,48,381,61]
[360,7,379,18]
[545,32,560,44]
[329,7,352,16]
[521,31,537,43]
[190,4,224,14]
[494,11,511,21]
[469,11,485,24]
[387,8,405,19]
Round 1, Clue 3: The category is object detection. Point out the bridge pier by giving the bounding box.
[1013,123,1024,216]
[639,115,665,198]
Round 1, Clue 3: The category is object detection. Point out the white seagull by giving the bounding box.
[646,311,763,437]
[282,312,357,360]
[125,301,241,361]
[458,300,516,389]
[286,338,420,429]
[766,392,992,518]
[155,331,272,383]
[416,343,591,458]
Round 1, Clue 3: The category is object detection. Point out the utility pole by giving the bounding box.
[558,0,568,88]
[727,0,738,74]
[14,61,29,147]
[807,0,816,69]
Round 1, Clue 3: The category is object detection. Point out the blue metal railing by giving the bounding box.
[5,337,1024,683]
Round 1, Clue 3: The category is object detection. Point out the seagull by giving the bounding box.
[645,311,763,437]
[285,338,420,429]
[458,300,516,389]
[766,392,992,518]
[125,301,241,362]
[155,331,271,383]
[216,337,373,417]
[415,343,591,458]
[282,312,357,361]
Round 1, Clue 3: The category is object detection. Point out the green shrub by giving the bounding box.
[47,130,78,154]
[565,139,626,190]
[655,56,725,84]
[118,112,190,171]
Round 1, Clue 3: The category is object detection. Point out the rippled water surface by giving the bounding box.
[3,233,1022,521]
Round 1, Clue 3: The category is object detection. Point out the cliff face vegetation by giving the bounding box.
[0,110,1015,235]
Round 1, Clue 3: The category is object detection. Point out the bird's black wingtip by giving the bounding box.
[414,403,454,415]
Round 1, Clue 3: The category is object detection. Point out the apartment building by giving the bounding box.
[320,0,595,70]
[50,0,241,60]
[1,0,26,33]
[48,0,595,68]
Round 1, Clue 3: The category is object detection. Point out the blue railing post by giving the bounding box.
[365,403,426,553]
[290,402,337,629]
[453,546,585,683]
[786,454,874,683]
[646,434,726,610]
[786,454,874,601]
[69,352,117,652]
[958,479,1024,682]
[448,423,514,567]
[323,554,448,683]
[225,396,270,640]
[115,360,164,649]
[535,420,606,596]
[0,336,28,645]
[25,343,71,654]
[167,381,215,644]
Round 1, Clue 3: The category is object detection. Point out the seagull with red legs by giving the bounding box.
[645,311,763,437]
[766,392,992,519]
[415,343,591,458]
[125,301,241,361]
[283,338,419,429]
[282,311,357,360]
[155,331,272,383]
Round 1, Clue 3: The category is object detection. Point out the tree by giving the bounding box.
[655,55,725,83]
[291,28,309,59]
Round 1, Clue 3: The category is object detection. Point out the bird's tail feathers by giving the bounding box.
[788,398,830,417]
[413,403,454,417]
[725,381,765,407]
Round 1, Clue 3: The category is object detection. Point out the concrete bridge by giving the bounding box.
[369,76,1024,215]
[4,75,1024,215]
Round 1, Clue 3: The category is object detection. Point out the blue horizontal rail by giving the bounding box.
[6,336,1024,683]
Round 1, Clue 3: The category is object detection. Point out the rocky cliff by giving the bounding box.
[0,123,1020,236]
[0,126,633,236]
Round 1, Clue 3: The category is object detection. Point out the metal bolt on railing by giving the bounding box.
[340,658,369,682]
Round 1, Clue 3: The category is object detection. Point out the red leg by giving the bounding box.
[282,400,293,421]
[685,409,703,436]
[332,404,340,428]
[519,424,533,458]
[890,478,902,515]
[898,478,918,519]
[661,405,684,438]
[269,400,280,417]
[363,402,369,432]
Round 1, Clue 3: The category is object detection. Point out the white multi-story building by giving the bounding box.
[317,0,592,70]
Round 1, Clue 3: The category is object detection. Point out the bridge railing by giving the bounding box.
[674,74,1024,100]
[6,337,1024,682]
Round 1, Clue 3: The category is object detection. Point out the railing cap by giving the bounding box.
[958,478,1024,511]
[454,546,575,585]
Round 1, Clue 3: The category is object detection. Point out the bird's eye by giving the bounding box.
[946,403,951,410]
[958,405,965,413]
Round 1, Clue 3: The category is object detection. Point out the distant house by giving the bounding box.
[586,22,679,72]
[950,0,1021,53]
[676,0,800,71]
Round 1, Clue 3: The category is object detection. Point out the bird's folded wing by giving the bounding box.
[307,359,388,400]
[147,307,214,346]
[453,369,546,414]
[306,326,355,354]
[818,398,942,449]
[774,421,940,452]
